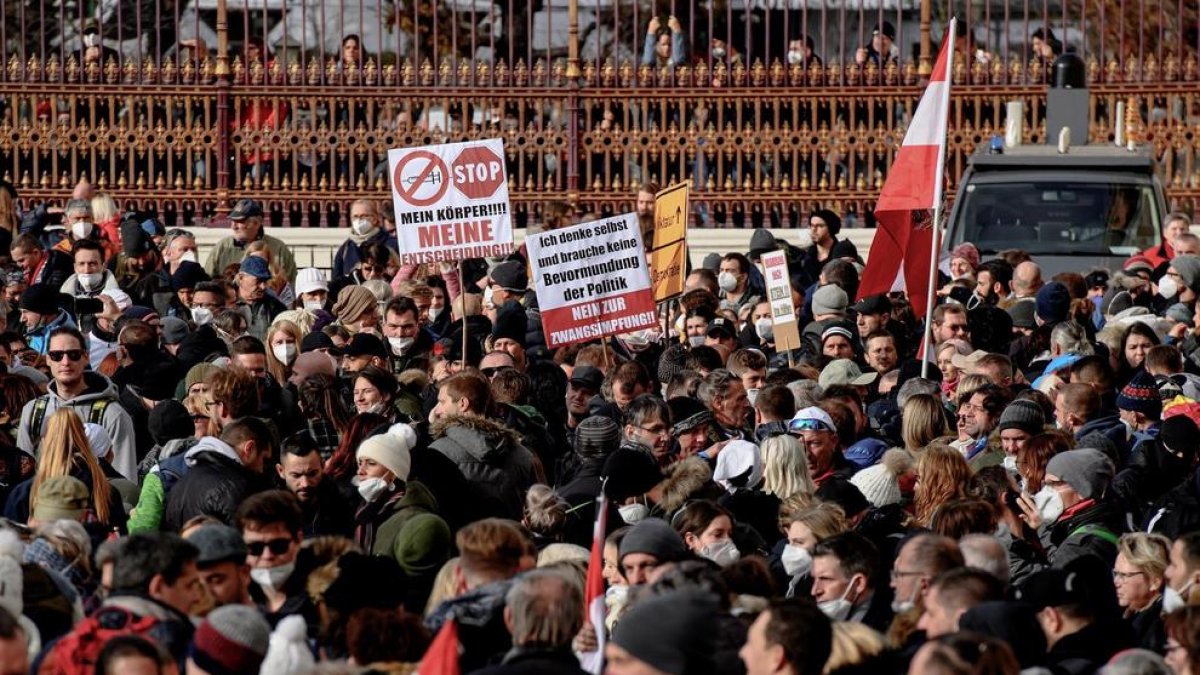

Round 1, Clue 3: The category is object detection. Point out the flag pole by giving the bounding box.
[920,16,956,380]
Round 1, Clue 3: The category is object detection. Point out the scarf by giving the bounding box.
[349,224,381,246]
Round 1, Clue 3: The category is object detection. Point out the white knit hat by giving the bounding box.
[259,615,314,675]
[356,433,413,482]
[294,268,328,296]
[849,449,912,508]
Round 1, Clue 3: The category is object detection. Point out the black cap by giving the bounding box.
[852,294,891,316]
[706,318,735,339]
[491,301,527,346]
[19,284,61,316]
[1015,569,1087,609]
[668,397,712,435]
[815,478,870,518]
[569,365,604,392]
[148,400,194,446]
[490,260,527,292]
[300,331,342,356]
[341,333,388,360]
[873,21,896,40]
[1085,270,1110,289]
[170,260,211,291]
[189,524,248,567]
[228,198,264,220]
[121,216,153,257]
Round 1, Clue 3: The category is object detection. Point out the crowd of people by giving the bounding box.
[4,178,1200,675]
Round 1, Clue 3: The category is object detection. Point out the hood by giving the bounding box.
[657,457,715,515]
[430,413,522,461]
[184,435,241,466]
[48,371,118,405]
[382,479,440,516]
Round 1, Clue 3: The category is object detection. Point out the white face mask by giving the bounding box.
[787,50,804,65]
[1035,486,1065,526]
[700,538,741,567]
[817,579,857,621]
[303,300,323,312]
[718,271,739,293]
[483,287,496,311]
[618,502,649,525]
[271,343,296,365]
[71,221,94,240]
[795,228,814,248]
[350,218,375,236]
[362,402,387,416]
[191,306,214,326]
[1163,580,1194,614]
[712,47,726,59]
[250,561,295,591]
[180,250,198,264]
[1002,455,1018,473]
[755,318,774,342]
[357,476,392,502]
[891,584,920,614]
[746,388,760,407]
[781,544,812,578]
[388,336,415,356]
[1159,275,1180,300]
[688,335,707,348]
[428,306,443,322]
[78,272,103,290]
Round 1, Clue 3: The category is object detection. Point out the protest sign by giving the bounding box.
[387,138,513,264]
[650,182,689,302]
[762,250,801,353]
[527,213,658,348]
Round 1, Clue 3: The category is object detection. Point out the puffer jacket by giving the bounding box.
[429,414,536,521]
[161,436,270,531]
[356,480,451,610]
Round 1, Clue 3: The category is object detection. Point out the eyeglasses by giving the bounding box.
[788,418,833,434]
[890,569,926,581]
[638,424,669,436]
[47,350,84,362]
[246,538,293,556]
[191,414,209,422]
[1112,570,1145,582]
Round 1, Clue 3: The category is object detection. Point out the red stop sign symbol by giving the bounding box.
[451,145,506,200]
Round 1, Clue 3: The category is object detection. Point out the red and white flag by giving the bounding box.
[419,618,461,675]
[577,494,609,674]
[857,18,957,321]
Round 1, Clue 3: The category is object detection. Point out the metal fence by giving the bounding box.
[1,0,1198,228]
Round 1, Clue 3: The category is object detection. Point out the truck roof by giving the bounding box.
[967,144,1155,172]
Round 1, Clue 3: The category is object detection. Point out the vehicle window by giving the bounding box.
[953,181,1159,255]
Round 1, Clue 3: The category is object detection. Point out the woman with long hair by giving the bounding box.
[353,366,400,423]
[760,435,816,501]
[264,320,302,385]
[1015,431,1072,494]
[1118,322,1161,386]
[777,498,849,597]
[325,412,389,505]
[902,393,950,452]
[672,500,740,567]
[4,409,124,528]
[298,372,353,460]
[912,444,973,527]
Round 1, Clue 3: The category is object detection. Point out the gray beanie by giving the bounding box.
[612,590,718,675]
[1171,255,1200,296]
[748,228,778,259]
[192,604,271,674]
[1045,448,1114,500]
[997,400,1046,435]
[618,518,688,564]
[812,285,848,317]
[575,416,620,460]
[701,253,722,272]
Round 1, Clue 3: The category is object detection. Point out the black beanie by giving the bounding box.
[612,589,718,675]
[811,208,842,236]
[19,284,61,316]
[602,447,663,502]
[491,300,527,347]
[148,400,194,446]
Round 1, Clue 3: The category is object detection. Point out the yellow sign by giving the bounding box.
[651,182,689,301]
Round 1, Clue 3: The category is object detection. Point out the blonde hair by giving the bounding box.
[778,498,848,540]
[425,557,461,617]
[1118,532,1171,587]
[913,445,973,526]
[523,484,568,539]
[761,435,816,501]
[245,240,287,293]
[956,374,992,401]
[825,621,886,674]
[90,192,119,224]
[264,320,302,384]
[901,393,948,452]
[33,409,112,524]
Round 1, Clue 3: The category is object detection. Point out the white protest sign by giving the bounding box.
[762,250,801,351]
[527,213,658,348]
[387,138,513,264]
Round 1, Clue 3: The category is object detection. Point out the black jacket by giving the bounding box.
[473,647,591,675]
[1043,620,1132,675]
[1146,467,1200,539]
[162,440,270,531]
[1047,499,1128,570]
[1112,438,1192,525]
[299,477,354,538]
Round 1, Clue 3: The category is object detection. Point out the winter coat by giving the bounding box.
[356,480,451,610]
[1145,466,1200,539]
[1045,499,1128,570]
[472,647,590,675]
[300,477,355,538]
[25,309,77,356]
[332,229,398,280]
[426,579,514,673]
[1112,437,1192,526]
[1043,621,1133,675]
[1074,415,1130,465]
[204,232,297,281]
[429,414,537,521]
[3,460,127,530]
[1127,597,1166,652]
[238,294,288,341]
[161,437,269,531]
[17,371,138,482]
[59,270,120,298]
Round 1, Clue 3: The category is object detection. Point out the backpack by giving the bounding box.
[39,606,159,675]
[30,397,111,448]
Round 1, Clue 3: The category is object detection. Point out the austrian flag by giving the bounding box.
[857,18,957,320]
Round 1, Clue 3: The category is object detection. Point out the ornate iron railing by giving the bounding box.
[0,0,1198,228]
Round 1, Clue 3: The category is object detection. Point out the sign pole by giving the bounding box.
[600,335,612,370]
[459,258,468,371]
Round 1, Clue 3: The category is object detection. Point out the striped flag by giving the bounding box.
[858,18,957,322]
[577,494,609,674]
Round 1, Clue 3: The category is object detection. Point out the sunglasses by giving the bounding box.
[47,350,84,363]
[191,414,209,422]
[481,367,503,377]
[246,538,293,556]
[788,418,833,434]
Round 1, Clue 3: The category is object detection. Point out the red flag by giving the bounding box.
[419,618,461,675]
[577,494,609,674]
[857,20,956,320]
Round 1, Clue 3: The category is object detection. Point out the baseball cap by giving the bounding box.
[295,268,328,296]
[706,318,735,340]
[852,294,891,316]
[300,331,342,356]
[818,359,878,389]
[569,365,604,392]
[189,524,249,567]
[228,198,264,220]
[950,349,989,372]
[788,406,837,434]
[239,256,272,281]
[341,333,388,361]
